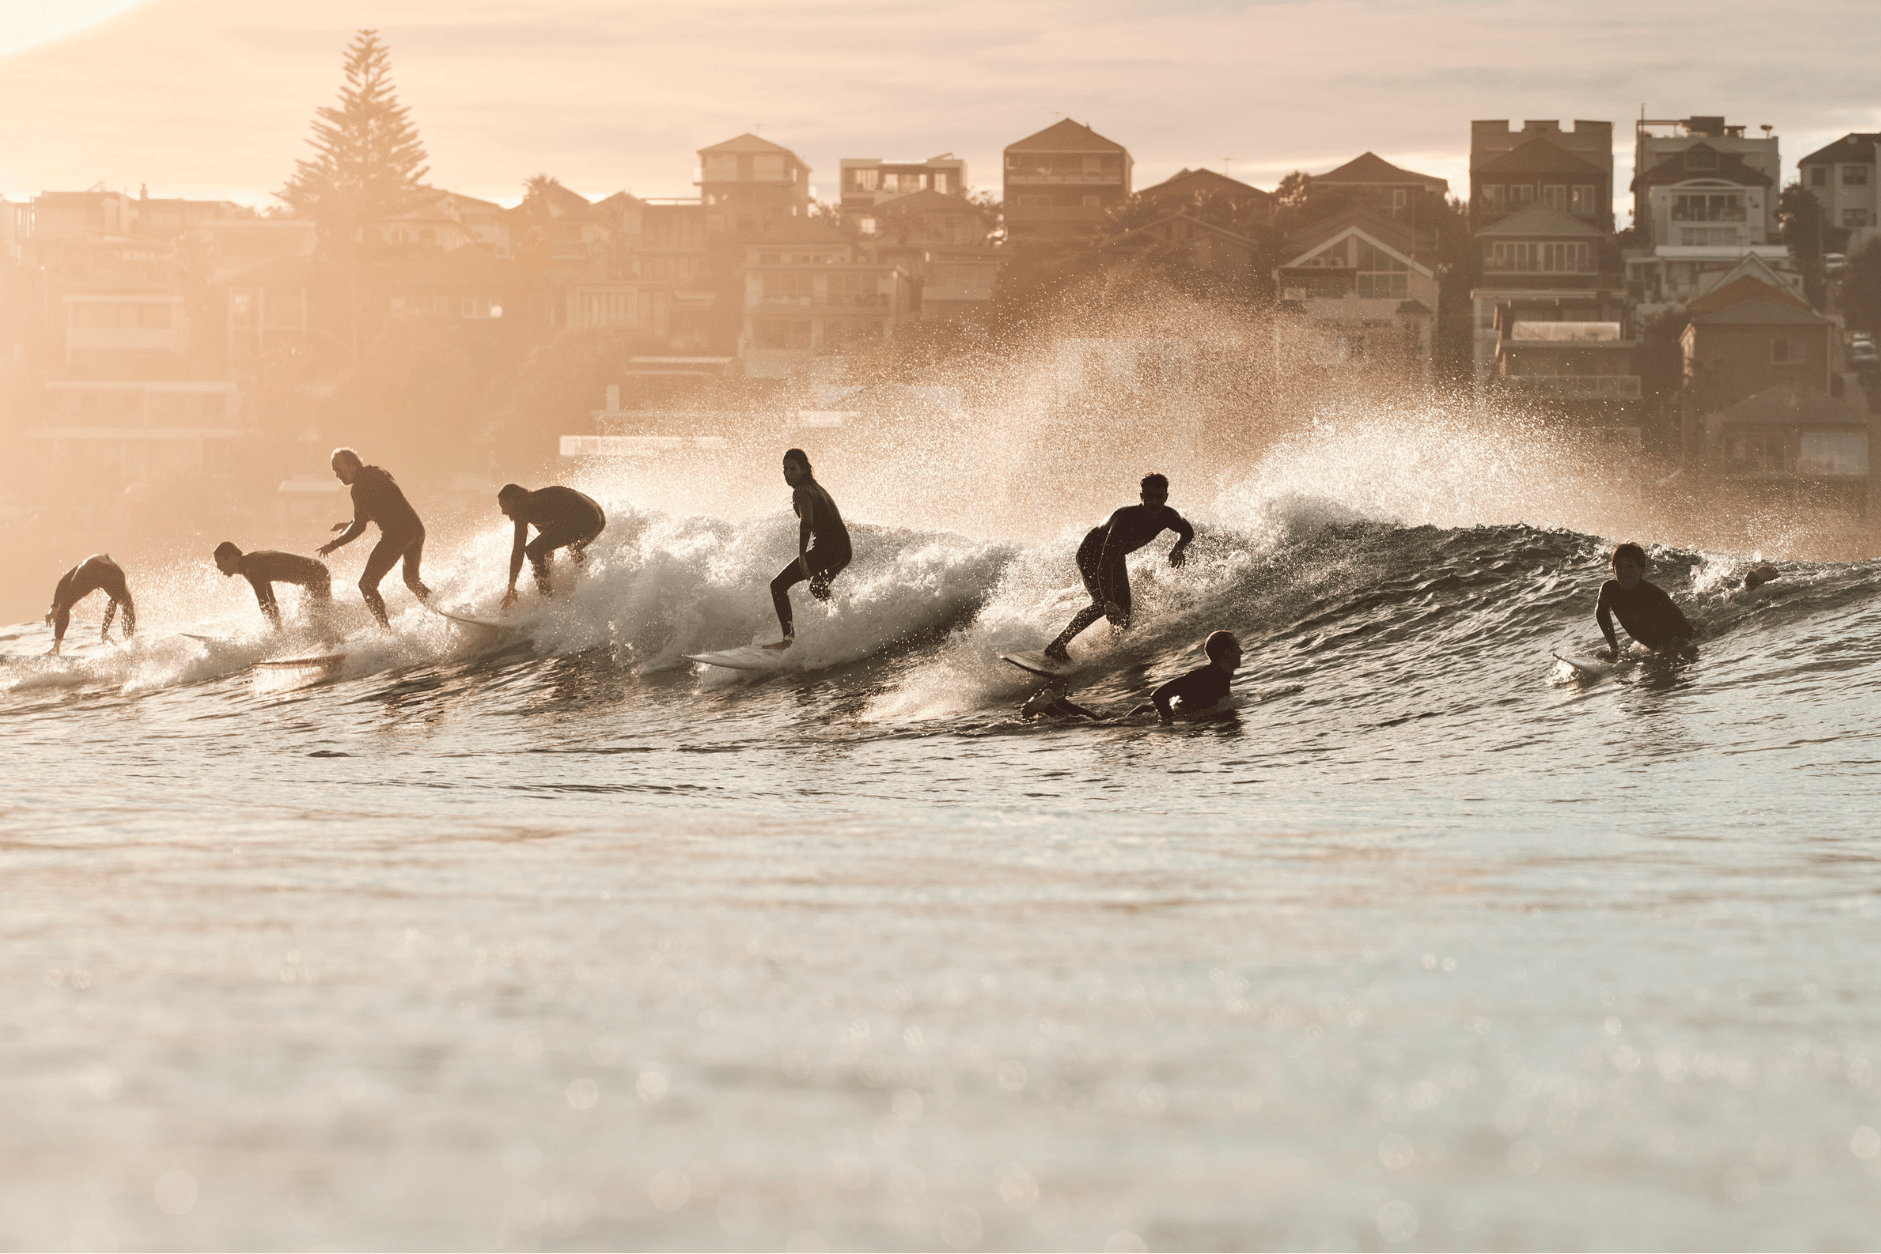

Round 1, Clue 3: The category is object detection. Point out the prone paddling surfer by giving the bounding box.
[765,448,851,651]
[1126,630,1242,722]
[213,542,331,632]
[316,447,432,631]
[1042,473,1194,663]
[1594,542,1695,660]
[496,483,607,609]
[46,554,135,655]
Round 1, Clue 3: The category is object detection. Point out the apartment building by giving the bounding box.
[1137,168,1273,218]
[839,154,968,235]
[1632,116,1780,246]
[1275,209,1439,375]
[1313,152,1448,216]
[1470,120,1613,232]
[698,133,811,241]
[740,220,913,377]
[1003,119,1132,246]
[1797,133,1881,254]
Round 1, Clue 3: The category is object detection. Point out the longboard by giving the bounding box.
[1000,650,1076,679]
[1551,652,1613,681]
[684,646,788,671]
[253,653,347,669]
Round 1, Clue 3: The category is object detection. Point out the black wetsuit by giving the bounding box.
[234,550,331,630]
[327,464,430,626]
[49,554,134,650]
[1596,578,1695,653]
[1053,503,1195,649]
[1150,663,1231,719]
[508,486,606,596]
[770,479,851,638]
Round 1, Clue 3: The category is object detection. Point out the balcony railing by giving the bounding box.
[1670,206,1748,223]
[1506,374,1642,398]
[1004,173,1124,185]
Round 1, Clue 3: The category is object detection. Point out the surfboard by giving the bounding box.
[432,606,509,629]
[1551,652,1612,681]
[684,646,789,671]
[253,653,347,670]
[1000,650,1076,679]
[180,632,237,644]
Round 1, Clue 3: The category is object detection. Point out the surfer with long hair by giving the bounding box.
[765,448,851,651]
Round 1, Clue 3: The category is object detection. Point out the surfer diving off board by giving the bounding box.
[317,447,432,631]
[1041,472,1194,663]
[765,448,851,651]
[497,483,607,609]
[213,542,332,632]
[46,554,135,655]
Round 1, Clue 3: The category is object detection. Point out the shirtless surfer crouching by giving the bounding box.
[766,448,851,651]
[46,554,135,655]
[213,542,332,632]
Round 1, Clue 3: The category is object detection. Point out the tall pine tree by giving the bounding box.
[279,30,428,236]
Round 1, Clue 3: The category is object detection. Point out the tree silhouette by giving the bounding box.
[279,30,429,236]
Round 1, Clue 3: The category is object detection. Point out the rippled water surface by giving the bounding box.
[5,508,1881,1251]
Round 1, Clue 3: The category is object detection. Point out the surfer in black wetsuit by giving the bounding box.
[765,448,851,651]
[497,483,607,609]
[1594,542,1695,659]
[1126,630,1242,722]
[213,542,331,631]
[316,447,432,630]
[46,554,134,655]
[1042,473,1194,663]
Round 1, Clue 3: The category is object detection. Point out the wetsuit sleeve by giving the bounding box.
[1166,509,1195,544]
[1595,581,1619,654]
[331,482,371,549]
[246,572,281,629]
[509,519,529,586]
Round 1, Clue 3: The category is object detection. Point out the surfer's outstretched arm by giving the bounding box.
[1594,588,1621,659]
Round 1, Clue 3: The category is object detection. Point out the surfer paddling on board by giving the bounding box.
[1126,630,1242,722]
[316,447,432,631]
[46,554,135,655]
[1594,542,1697,660]
[497,483,607,609]
[1041,473,1194,663]
[213,543,331,632]
[764,448,851,651]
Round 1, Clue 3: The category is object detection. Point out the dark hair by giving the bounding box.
[1610,542,1648,568]
[497,483,527,501]
[1141,473,1169,495]
[1204,629,1239,663]
[783,447,810,467]
[214,541,241,562]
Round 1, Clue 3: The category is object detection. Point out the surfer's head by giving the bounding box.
[1140,473,1169,506]
[497,483,528,518]
[1610,542,1648,590]
[1204,629,1242,673]
[330,447,362,484]
[783,448,812,486]
[213,542,243,576]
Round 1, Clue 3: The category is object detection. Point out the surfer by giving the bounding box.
[1042,473,1194,663]
[316,447,432,630]
[213,542,331,631]
[497,483,607,609]
[1594,542,1695,660]
[1125,630,1242,722]
[46,554,135,655]
[765,448,850,651]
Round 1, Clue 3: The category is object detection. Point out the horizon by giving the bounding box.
[5,0,1881,221]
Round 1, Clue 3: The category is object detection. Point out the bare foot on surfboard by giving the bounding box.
[762,639,793,652]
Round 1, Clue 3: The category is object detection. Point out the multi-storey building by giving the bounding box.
[740,220,913,377]
[1470,120,1613,232]
[1003,119,1132,246]
[1313,153,1448,216]
[1137,168,1273,218]
[1274,209,1440,376]
[1797,133,1881,255]
[698,133,811,241]
[839,154,968,234]
[1632,116,1780,246]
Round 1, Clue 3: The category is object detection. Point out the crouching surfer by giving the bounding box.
[497,483,606,609]
[1042,473,1194,664]
[765,448,850,651]
[214,542,331,632]
[46,554,135,655]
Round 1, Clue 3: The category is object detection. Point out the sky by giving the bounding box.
[4,0,1880,219]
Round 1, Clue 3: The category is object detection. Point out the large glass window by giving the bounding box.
[1844,165,1870,185]
[1485,242,1592,273]
[1510,184,1535,207]
[1843,208,1870,228]
[1542,185,1567,212]
[1355,241,1409,298]
[1570,185,1597,214]
[1799,431,1869,475]
[1479,184,1506,212]
[1672,193,1746,222]
[761,272,814,301]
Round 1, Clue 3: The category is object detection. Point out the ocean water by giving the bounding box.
[5,422,1881,1251]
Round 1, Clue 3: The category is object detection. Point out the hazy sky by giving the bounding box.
[4,0,1879,218]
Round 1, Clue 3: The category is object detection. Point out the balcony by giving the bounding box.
[1005,173,1124,185]
[1670,206,1747,223]
[1506,374,1642,399]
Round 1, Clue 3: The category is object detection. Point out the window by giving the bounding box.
[1485,241,1592,273]
[1723,431,1785,473]
[934,172,950,194]
[1672,193,1746,222]
[1811,165,1827,187]
[753,319,812,350]
[1845,165,1870,185]
[1686,149,1718,171]
[1772,337,1806,364]
[1510,184,1535,207]
[857,217,875,236]
[1843,208,1870,228]
[1480,184,1506,212]
[851,168,878,193]
[1391,189,1407,210]
[1570,185,1597,215]
[1355,241,1409,299]
[1018,194,1051,207]
[762,272,814,301]
[1798,431,1869,475]
[827,272,883,307]
[1542,185,1567,212]
[1681,227,1742,245]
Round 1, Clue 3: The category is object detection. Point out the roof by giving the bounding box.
[1282,207,1435,268]
[1474,136,1605,179]
[748,218,851,246]
[699,132,802,158]
[1711,383,1869,427]
[1107,210,1264,250]
[1799,132,1881,166]
[1138,168,1271,203]
[1315,151,1448,194]
[1686,275,1809,316]
[1689,295,1830,327]
[1475,205,1607,238]
[1631,143,1773,190]
[876,189,978,215]
[1005,119,1129,154]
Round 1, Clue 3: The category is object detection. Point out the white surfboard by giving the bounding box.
[1552,652,1612,681]
[684,645,789,671]
[433,605,509,629]
[254,652,347,670]
[1000,650,1076,679]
